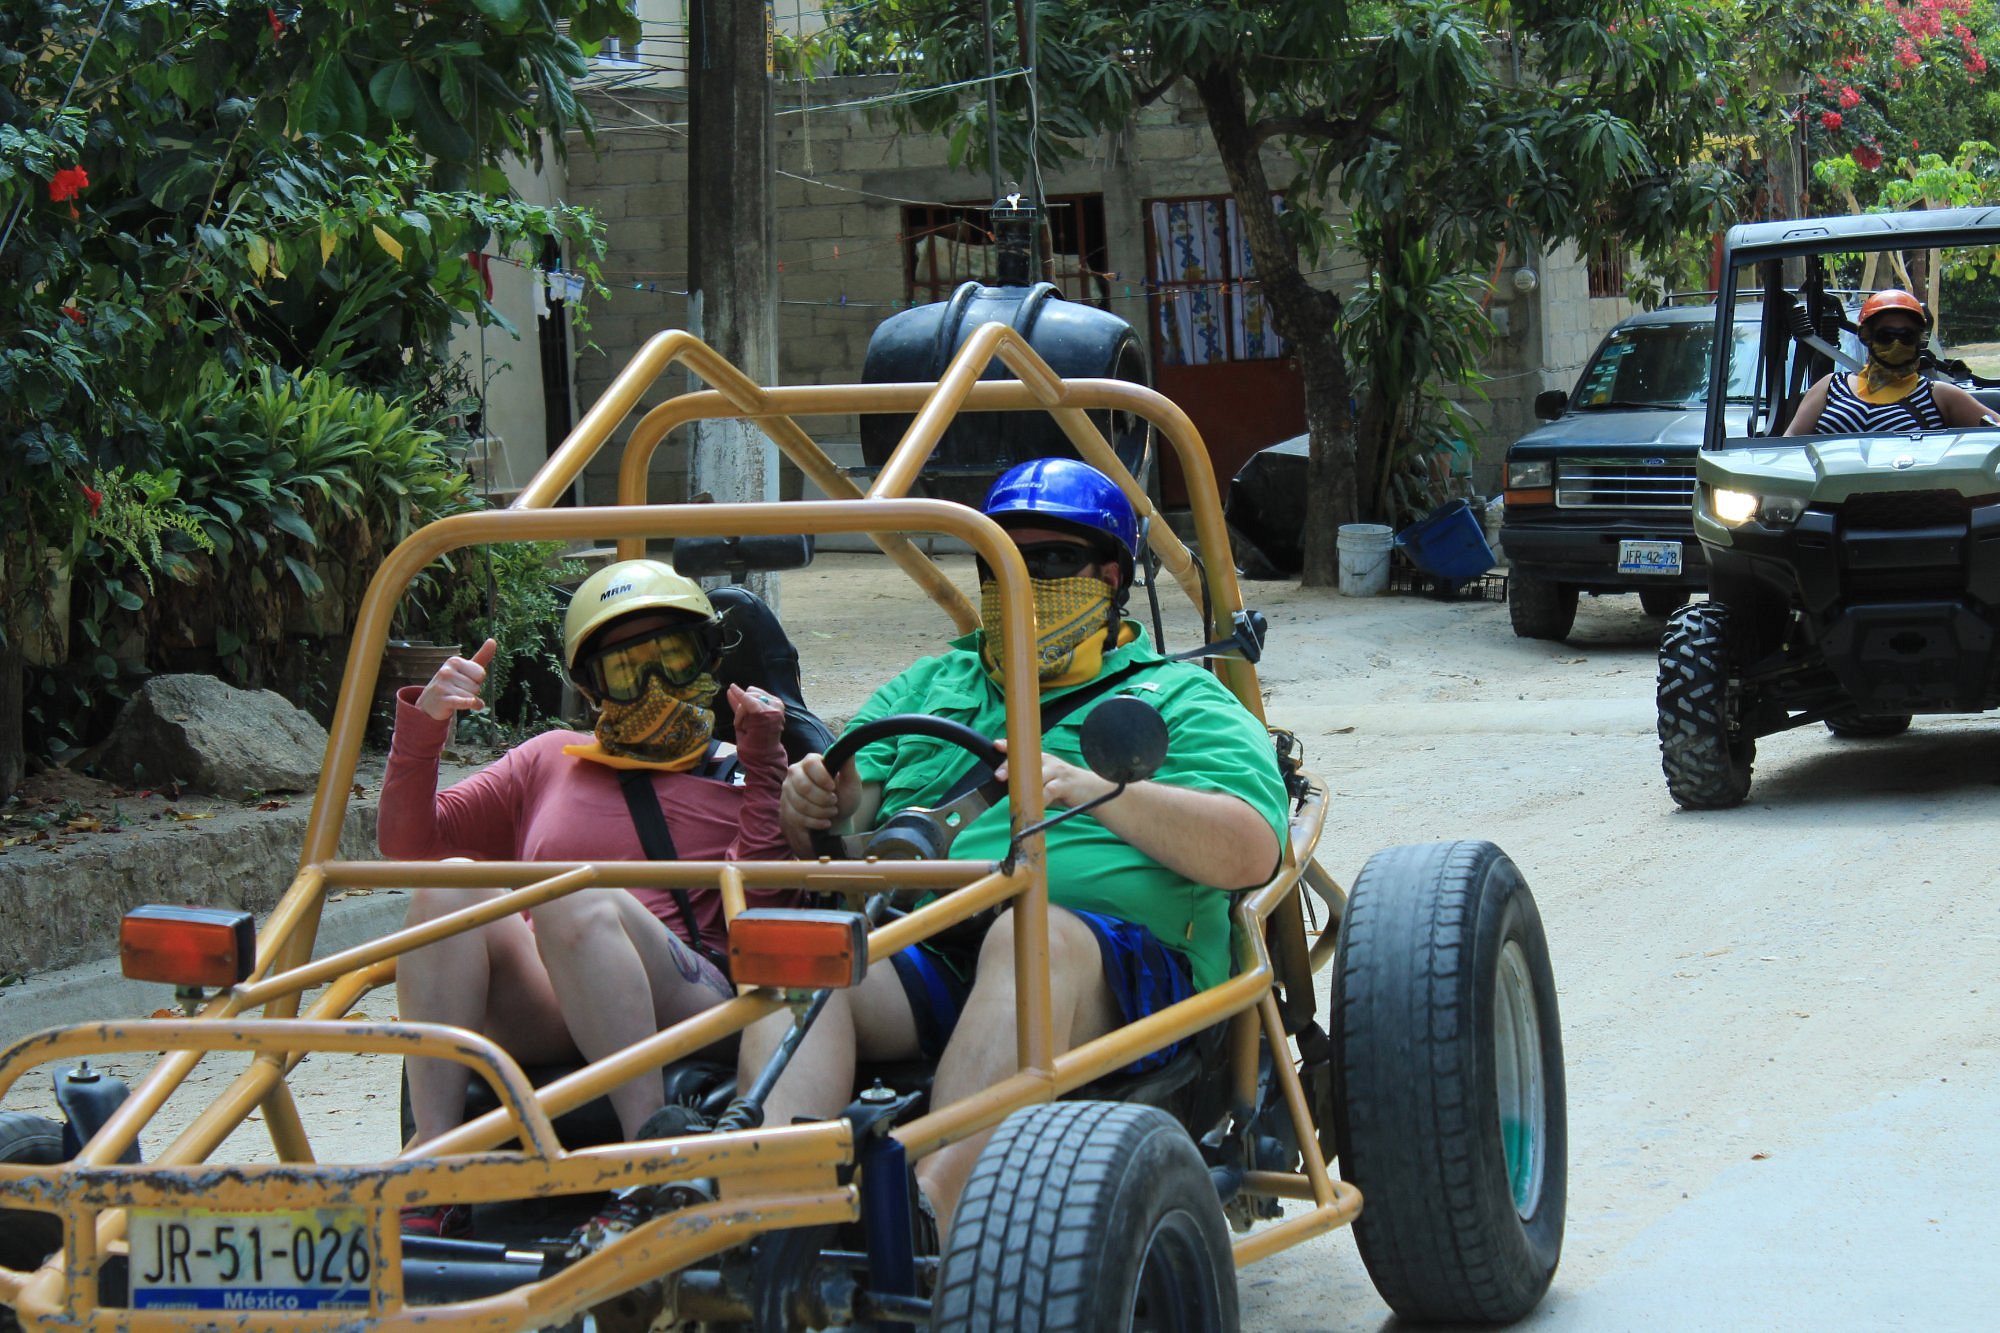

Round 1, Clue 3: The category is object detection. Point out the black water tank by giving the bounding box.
[860,281,1151,507]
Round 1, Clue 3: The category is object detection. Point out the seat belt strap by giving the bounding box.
[616,763,730,971]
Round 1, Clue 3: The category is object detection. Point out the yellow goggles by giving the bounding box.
[577,627,711,702]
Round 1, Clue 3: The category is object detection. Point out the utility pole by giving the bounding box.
[686,0,780,603]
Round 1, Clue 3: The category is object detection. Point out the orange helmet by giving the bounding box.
[1859,289,1931,330]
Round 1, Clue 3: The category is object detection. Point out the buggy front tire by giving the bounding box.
[1508,573,1577,640]
[1333,840,1566,1324]
[930,1101,1236,1333]
[1658,604,1755,809]
[0,1112,67,1302]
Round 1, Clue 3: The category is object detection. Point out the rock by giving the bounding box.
[90,675,327,795]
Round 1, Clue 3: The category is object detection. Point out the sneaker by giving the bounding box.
[400,1203,474,1240]
[560,1187,661,1261]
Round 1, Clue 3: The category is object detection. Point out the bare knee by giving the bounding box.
[528,891,624,957]
[975,908,1100,986]
[405,885,499,927]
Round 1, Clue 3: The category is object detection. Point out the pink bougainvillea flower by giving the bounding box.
[1838,86,1861,109]
[1853,144,1884,171]
[79,482,104,518]
[47,166,89,202]
[1820,111,1844,132]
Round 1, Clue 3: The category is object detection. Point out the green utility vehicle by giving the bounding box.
[1657,206,2000,808]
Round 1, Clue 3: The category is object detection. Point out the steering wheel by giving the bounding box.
[810,715,1006,861]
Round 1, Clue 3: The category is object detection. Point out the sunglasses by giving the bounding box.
[977,540,1108,583]
[1867,325,1923,347]
[576,626,711,703]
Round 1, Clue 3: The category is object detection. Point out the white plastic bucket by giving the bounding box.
[1337,523,1394,597]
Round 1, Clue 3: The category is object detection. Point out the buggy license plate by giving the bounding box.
[1617,540,1682,576]
[128,1207,371,1311]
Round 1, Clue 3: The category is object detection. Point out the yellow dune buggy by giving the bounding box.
[0,325,1566,1331]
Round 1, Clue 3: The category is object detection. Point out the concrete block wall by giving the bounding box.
[562,76,1598,509]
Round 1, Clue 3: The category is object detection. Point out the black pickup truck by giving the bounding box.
[1500,301,1764,639]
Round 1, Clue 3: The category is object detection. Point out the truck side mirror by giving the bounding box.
[1533,390,1569,421]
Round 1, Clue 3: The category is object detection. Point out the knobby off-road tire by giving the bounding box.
[1825,712,1913,739]
[1508,573,1577,641]
[1638,587,1688,618]
[930,1101,1236,1333]
[1658,604,1754,809]
[1,1112,67,1333]
[1333,841,1566,1325]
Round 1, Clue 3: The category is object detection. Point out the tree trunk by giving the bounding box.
[0,636,21,805]
[687,0,780,606]
[1191,67,1356,587]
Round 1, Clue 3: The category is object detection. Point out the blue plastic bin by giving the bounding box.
[1395,499,1495,583]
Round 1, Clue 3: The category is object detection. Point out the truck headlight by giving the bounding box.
[1507,460,1552,489]
[1711,487,1759,525]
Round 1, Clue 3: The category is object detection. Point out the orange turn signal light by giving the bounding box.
[728,909,868,990]
[120,905,256,989]
[1505,487,1555,508]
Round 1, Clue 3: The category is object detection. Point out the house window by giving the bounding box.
[1144,195,1286,366]
[901,195,1110,308]
[1587,242,1627,299]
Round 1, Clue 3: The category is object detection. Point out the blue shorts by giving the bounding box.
[888,909,1195,1073]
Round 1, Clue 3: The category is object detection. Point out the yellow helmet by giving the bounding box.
[562,559,716,671]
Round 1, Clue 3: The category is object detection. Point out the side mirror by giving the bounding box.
[1533,390,1569,421]
[1079,695,1168,786]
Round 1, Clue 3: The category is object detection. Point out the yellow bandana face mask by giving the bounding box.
[1859,328,1922,400]
[979,576,1117,688]
[587,673,718,769]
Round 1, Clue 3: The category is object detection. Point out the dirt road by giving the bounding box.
[8,554,1998,1328]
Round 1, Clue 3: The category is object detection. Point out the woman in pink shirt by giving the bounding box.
[380,561,788,1237]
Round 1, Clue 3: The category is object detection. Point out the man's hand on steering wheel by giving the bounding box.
[779,752,855,857]
[992,740,1118,811]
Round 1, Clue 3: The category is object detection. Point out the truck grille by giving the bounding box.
[1555,459,1696,510]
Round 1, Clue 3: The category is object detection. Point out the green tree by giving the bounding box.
[0,0,636,800]
[824,1,1749,584]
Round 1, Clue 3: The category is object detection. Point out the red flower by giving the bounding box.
[1853,144,1883,171]
[267,7,284,37]
[1895,37,1921,67]
[79,482,103,518]
[1838,86,1861,109]
[1819,111,1844,132]
[59,305,85,324]
[47,166,89,203]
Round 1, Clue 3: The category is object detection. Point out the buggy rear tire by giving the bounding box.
[1658,604,1755,809]
[1333,841,1566,1324]
[1638,587,1688,618]
[0,1112,67,1294]
[930,1101,1236,1333]
[1825,712,1912,739]
[1508,573,1577,640]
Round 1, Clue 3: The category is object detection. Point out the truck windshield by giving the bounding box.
[1573,321,1760,409]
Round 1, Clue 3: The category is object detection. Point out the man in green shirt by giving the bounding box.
[744,459,1288,1231]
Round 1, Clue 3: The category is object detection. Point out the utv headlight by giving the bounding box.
[1710,487,1759,526]
[1507,460,1552,488]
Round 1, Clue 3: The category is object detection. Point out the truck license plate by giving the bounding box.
[128,1208,371,1311]
[1617,540,1682,576]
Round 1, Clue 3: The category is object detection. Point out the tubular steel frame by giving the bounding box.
[0,325,1353,1330]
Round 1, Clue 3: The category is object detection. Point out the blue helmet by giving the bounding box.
[982,458,1139,583]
